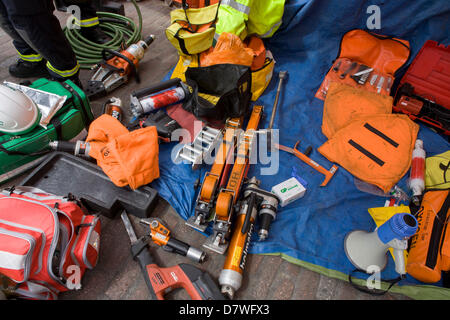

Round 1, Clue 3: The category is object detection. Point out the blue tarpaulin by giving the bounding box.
[150,0,450,299]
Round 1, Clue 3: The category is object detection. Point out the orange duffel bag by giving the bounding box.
[406,189,450,283]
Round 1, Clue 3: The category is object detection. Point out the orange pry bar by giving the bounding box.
[275,141,338,187]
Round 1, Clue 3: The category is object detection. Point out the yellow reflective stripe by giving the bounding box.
[16,50,43,62]
[74,16,99,27]
[260,19,282,38]
[46,61,80,78]
[221,0,250,15]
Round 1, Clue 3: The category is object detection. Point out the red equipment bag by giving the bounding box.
[0,186,100,300]
[393,40,450,135]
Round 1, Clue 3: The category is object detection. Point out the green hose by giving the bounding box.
[63,0,143,69]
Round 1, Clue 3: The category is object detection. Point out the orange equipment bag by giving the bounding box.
[317,113,419,193]
[200,32,255,68]
[315,29,410,100]
[322,82,393,139]
[406,189,450,283]
[86,115,160,190]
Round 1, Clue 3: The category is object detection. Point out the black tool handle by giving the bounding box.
[130,238,158,300]
[164,237,190,257]
[132,78,181,99]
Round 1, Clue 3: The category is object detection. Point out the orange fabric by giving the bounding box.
[245,36,266,71]
[339,30,410,75]
[315,29,410,100]
[406,190,450,283]
[200,32,255,67]
[318,114,419,193]
[86,115,160,189]
[322,82,393,138]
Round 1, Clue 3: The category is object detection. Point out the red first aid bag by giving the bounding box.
[0,186,100,300]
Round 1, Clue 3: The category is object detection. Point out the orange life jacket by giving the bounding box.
[86,115,160,189]
[318,113,419,193]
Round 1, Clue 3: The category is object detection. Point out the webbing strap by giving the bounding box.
[217,105,263,215]
[199,117,242,202]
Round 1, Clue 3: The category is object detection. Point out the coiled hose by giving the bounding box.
[63,0,143,69]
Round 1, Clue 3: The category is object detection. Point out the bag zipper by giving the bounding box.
[0,227,36,283]
[0,216,46,275]
[1,197,65,287]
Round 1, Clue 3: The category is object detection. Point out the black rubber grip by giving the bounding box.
[132,78,181,98]
[130,238,157,299]
[166,237,190,257]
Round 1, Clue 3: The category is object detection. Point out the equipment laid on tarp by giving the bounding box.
[151,0,450,300]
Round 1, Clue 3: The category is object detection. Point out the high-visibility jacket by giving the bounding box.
[247,0,285,38]
[215,0,285,40]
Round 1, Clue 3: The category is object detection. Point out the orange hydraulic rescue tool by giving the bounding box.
[203,105,264,254]
[186,117,242,232]
[275,141,338,186]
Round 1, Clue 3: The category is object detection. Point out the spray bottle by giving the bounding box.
[409,139,426,206]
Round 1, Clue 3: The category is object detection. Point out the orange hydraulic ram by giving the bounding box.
[203,105,263,254]
[186,117,242,232]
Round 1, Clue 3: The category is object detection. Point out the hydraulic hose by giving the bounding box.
[63,0,143,69]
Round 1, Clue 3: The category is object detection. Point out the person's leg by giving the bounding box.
[0,0,48,77]
[4,0,81,85]
[71,0,109,43]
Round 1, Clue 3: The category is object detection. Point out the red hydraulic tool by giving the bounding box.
[120,211,224,300]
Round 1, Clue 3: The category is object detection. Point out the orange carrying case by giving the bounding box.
[315,29,411,100]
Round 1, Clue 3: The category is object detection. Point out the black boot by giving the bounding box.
[8,59,49,78]
[80,25,110,44]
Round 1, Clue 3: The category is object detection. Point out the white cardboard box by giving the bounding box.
[271,177,306,207]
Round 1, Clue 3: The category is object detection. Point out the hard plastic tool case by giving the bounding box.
[19,152,159,219]
[394,40,450,135]
[0,78,94,184]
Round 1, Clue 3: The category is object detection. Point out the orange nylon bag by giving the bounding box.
[406,189,450,283]
[200,32,255,67]
[316,29,410,100]
[322,82,393,139]
[318,113,419,193]
[86,115,160,189]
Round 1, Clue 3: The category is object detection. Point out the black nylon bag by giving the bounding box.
[183,64,252,121]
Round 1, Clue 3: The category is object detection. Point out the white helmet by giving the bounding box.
[0,84,40,135]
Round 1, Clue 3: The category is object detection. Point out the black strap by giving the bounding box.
[348,139,385,166]
[61,81,92,126]
[51,116,63,140]
[348,269,403,296]
[364,123,399,148]
[75,223,93,235]
[174,27,191,55]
